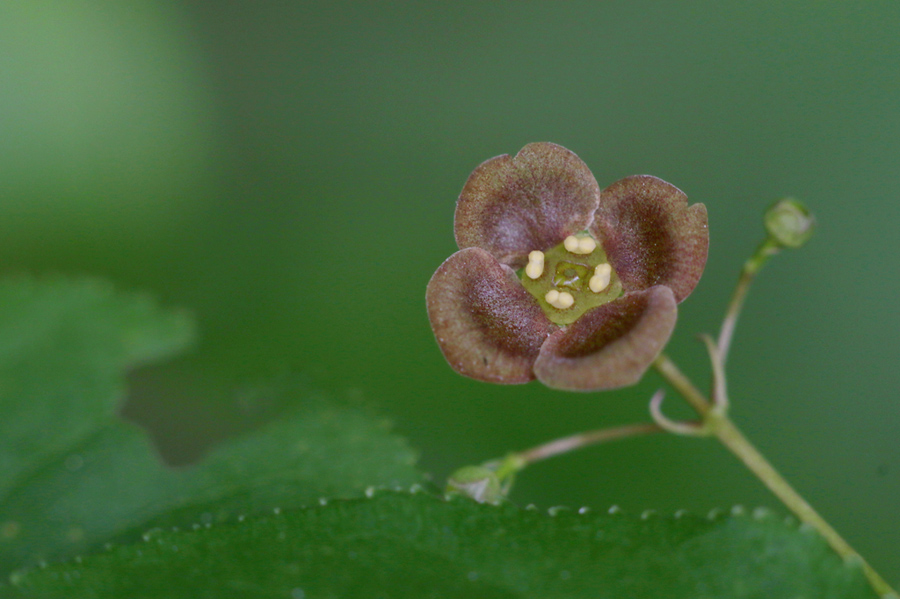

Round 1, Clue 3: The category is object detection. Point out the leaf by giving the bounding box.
[0,277,423,577]
[8,491,875,599]
[0,276,194,498]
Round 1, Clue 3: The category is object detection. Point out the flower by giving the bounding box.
[426,143,709,391]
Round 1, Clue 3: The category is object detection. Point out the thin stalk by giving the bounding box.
[487,421,664,494]
[652,353,711,415]
[709,413,896,597]
[653,354,897,598]
[717,238,780,364]
[515,422,663,466]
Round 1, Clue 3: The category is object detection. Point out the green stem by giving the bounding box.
[717,238,780,364]
[515,422,663,466]
[711,414,895,597]
[652,354,711,415]
[653,355,897,598]
[490,422,664,490]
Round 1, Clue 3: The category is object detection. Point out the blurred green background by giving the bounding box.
[2,0,898,584]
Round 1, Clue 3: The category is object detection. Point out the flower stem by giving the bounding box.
[486,421,664,494]
[515,422,663,466]
[717,237,780,364]
[652,353,711,415]
[711,413,896,597]
[652,354,897,598]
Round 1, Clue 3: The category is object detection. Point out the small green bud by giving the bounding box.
[446,465,503,505]
[765,198,815,248]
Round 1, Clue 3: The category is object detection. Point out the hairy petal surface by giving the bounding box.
[426,248,556,384]
[533,286,677,391]
[455,143,602,268]
[591,176,708,303]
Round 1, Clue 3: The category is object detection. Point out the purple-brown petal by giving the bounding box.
[426,247,557,384]
[454,142,601,268]
[533,286,677,391]
[590,175,708,303]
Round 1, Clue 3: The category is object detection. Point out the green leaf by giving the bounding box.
[8,491,875,599]
[0,277,422,577]
[0,276,194,498]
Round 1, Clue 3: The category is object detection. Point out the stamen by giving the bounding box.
[545,289,574,310]
[577,237,596,254]
[589,263,612,293]
[563,234,597,255]
[525,250,545,279]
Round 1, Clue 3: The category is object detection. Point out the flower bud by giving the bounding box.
[446,465,503,504]
[765,198,815,248]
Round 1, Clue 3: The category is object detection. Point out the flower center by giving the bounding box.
[519,232,623,326]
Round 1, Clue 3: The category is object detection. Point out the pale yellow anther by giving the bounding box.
[577,237,596,254]
[564,234,597,255]
[545,289,574,310]
[525,250,545,279]
[589,263,612,293]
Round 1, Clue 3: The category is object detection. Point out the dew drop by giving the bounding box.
[752,507,770,520]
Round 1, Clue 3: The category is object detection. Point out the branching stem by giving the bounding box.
[651,354,896,597]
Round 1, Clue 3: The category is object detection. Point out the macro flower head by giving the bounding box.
[426,143,708,391]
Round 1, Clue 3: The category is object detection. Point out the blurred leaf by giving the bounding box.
[0,277,422,577]
[8,491,875,599]
[0,276,194,498]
